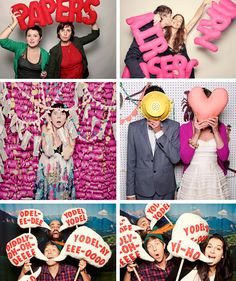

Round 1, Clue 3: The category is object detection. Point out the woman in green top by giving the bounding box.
[0,11,49,78]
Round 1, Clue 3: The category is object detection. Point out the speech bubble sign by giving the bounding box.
[53,226,111,267]
[167,238,211,263]
[18,267,41,281]
[17,209,50,230]
[120,230,154,268]
[59,208,88,231]
[145,202,171,229]
[6,233,48,267]
[120,216,144,233]
[172,213,209,243]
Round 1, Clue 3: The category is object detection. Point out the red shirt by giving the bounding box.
[60,43,84,78]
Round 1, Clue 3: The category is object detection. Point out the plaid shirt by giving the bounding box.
[37,264,83,281]
[131,259,175,281]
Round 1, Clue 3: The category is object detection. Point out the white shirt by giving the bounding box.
[147,124,163,155]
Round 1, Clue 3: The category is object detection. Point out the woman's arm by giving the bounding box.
[185,0,212,35]
[62,126,75,161]
[0,10,18,39]
[180,122,196,165]
[78,22,100,45]
[62,136,75,160]
[211,121,229,161]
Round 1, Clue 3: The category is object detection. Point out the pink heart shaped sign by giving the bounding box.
[188,87,228,121]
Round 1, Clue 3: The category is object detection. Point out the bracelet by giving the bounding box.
[188,139,199,149]
[8,25,14,31]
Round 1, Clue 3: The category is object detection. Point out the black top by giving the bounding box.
[18,53,42,78]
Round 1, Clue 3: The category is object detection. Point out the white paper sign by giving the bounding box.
[145,202,171,229]
[120,230,154,268]
[120,216,143,233]
[54,226,111,267]
[59,208,88,231]
[6,234,48,266]
[17,209,50,230]
[18,268,41,281]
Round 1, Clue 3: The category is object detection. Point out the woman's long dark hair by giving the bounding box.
[197,234,233,281]
[164,14,185,53]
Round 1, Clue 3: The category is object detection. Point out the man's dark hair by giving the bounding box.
[144,85,165,96]
[153,5,172,15]
[57,22,75,41]
[25,25,43,38]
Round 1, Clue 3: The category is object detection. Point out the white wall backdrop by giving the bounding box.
[0,0,116,79]
[120,0,236,78]
[120,80,236,199]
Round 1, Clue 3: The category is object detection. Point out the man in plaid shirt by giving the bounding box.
[123,233,175,281]
[18,242,91,281]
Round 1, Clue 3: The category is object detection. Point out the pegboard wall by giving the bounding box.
[120,81,236,200]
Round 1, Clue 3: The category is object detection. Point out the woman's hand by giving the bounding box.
[193,118,208,135]
[46,115,53,134]
[41,71,47,79]
[91,23,99,30]
[10,9,18,25]
[203,0,213,6]
[207,117,219,133]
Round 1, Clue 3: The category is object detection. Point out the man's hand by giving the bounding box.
[79,259,87,271]
[147,120,162,133]
[127,262,137,273]
[153,14,161,25]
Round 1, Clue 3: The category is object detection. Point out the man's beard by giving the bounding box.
[49,231,62,241]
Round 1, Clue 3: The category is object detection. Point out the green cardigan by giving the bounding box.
[0,38,49,78]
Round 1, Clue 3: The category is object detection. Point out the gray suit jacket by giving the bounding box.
[126,118,180,197]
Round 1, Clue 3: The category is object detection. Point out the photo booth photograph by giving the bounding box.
[0,0,116,79]
[0,81,116,200]
[0,203,116,281]
[120,202,236,281]
[120,0,236,78]
[120,81,236,200]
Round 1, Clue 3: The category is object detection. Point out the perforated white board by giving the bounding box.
[120,81,236,199]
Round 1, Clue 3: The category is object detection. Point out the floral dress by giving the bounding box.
[35,144,75,200]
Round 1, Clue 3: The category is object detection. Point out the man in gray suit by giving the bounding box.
[126,85,180,200]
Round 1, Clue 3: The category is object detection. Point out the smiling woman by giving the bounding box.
[0,9,49,78]
[177,234,233,281]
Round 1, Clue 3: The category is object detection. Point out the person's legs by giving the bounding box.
[136,191,175,200]
[136,193,155,200]
[152,191,175,200]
